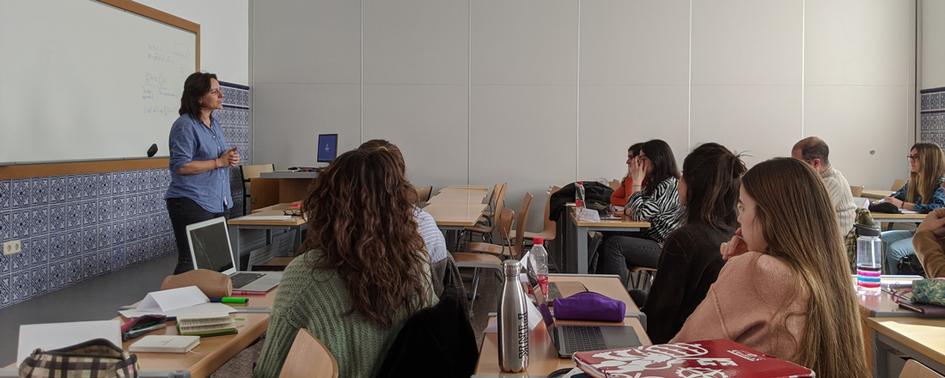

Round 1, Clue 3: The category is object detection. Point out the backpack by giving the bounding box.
[19,338,139,378]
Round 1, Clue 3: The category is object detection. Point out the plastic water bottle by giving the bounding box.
[498,260,529,372]
[575,181,586,209]
[855,225,883,294]
[530,237,549,298]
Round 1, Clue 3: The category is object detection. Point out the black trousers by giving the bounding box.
[166,197,224,274]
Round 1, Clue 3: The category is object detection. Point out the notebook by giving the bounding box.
[573,339,814,378]
[129,335,200,353]
[176,314,237,337]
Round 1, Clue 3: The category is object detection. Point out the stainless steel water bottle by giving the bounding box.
[497,259,529,372]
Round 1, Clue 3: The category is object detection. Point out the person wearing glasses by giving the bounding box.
[165,72,240,274]
[881,143,945,274]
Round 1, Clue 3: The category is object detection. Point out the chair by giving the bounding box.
[899,359,944,378]
[240,164,275,214]
[414,185,433,204]
[453,208,514,313]
[463,183,508,244]
[510,186,559,244]
[891,179,906,191]
[628,266,656,291]
[279,329,339,378]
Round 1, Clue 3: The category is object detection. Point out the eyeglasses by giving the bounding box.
[907,154,920,161]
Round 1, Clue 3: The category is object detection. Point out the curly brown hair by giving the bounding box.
[301,148,427,327]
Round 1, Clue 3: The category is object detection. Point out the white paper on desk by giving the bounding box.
[18,320,121,364]
[119,302,235,318]
[137,286,208,313]
[853,197,870,209]
[483,299,542,333]
[240,215,292,221]
[576,207,601,222]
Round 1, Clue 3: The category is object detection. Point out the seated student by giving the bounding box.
[882,143,945,274]
[672,158,868,376]
[595,139,683,284]
[791,137,856,236]
[358,139,448,264]
[611,143,644,207]
[912,208,945,277]
[254,148,437,378]
[642,143,745,344]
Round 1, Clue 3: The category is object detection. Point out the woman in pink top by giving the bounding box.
[672,158,868,377]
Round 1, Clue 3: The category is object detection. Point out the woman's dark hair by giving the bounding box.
[178,72,218,119]
[359,139,405,174]
[682,143,746,230]
[628,143,644,157]
[640,139,680,194]
[301,148,426,327]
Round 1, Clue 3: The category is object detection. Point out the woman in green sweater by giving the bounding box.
[254,148,437,377]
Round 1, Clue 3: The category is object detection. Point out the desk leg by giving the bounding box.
[576,227,588,275]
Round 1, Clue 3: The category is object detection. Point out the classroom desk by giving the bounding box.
[228,207,306,269]
[569,210,649,274]
[249,171,317,211]
[868,317,945,377]
[475,274,651,377]
[424,186,491,230]
[855,275,924,373]
[862,189,893,200]
[4,292,277,378]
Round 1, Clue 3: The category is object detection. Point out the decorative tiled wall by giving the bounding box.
[920,87,945,147]
[0,82,251,310]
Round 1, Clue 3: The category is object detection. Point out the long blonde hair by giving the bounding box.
[741,158,868,377]
[907,143,945,204]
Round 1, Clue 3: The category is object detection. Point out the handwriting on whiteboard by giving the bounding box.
[142,44,188,118]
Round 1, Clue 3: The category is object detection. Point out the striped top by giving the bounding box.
[415,207,448,263]
[253,250,438,378]
[821,167,856,234]
[627,177,683,244]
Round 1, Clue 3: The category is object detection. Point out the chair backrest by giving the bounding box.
[511,192,534,258]
[495,208,515,245]
[414,185,433,204]
[899,359,944,378]
[891,179,906,191]
[489,183,509,238]
[241,164,275,182]
[279,329,339,378]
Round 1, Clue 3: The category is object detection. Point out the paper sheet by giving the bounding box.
[576,207,601,222]
[137,286,208,313]
[18,320,121,364]
[119,302,235,318]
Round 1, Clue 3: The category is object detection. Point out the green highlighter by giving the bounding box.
[210,296,249,304]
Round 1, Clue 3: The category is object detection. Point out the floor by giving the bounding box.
[0,251,502,375]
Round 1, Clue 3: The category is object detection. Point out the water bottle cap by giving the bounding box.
[855,224,881,237]
[532,237,544,245]
[503,259,521,276]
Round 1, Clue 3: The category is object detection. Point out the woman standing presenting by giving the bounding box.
[165,72,240,274]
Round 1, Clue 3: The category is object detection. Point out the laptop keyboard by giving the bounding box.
[561,326,607,353]
[231,273,265,288]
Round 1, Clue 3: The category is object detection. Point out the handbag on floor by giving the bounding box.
[19,338,139,378]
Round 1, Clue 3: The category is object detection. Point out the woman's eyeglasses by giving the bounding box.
[907,154,919,161]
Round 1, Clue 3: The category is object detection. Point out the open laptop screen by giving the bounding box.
[187,217,234,273]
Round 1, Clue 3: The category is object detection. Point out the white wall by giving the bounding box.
[252,0,916,232]
[922,0,945,89]
[137,0,249,84]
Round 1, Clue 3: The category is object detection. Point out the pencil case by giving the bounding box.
[553,291,625,322]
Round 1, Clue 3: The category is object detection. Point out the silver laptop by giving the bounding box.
[186,217,283,293]
[534,285,641,358]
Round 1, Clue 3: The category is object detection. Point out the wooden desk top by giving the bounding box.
[862,189,893,200]
[855,276,925,317]
[476,274,651,376]
[229,209,306,227]
[867,317,945,367]
[575,218,651,229]
[443,185,490,191]
[424,201,489,227]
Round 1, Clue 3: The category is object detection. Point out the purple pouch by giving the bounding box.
[552,291,625,322]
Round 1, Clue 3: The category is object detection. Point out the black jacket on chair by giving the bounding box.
[549,182,614,221]
[374,288,478,378]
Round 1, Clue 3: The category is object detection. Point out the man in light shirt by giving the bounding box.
[791,136,857,236]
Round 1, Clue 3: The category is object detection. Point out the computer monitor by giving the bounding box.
[186,217,236,274]
[317,134,338,163]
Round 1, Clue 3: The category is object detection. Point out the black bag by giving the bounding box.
[19,338,139,378]
[897,254,927,277]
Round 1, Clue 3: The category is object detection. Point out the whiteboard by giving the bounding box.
[0,0,197,164]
